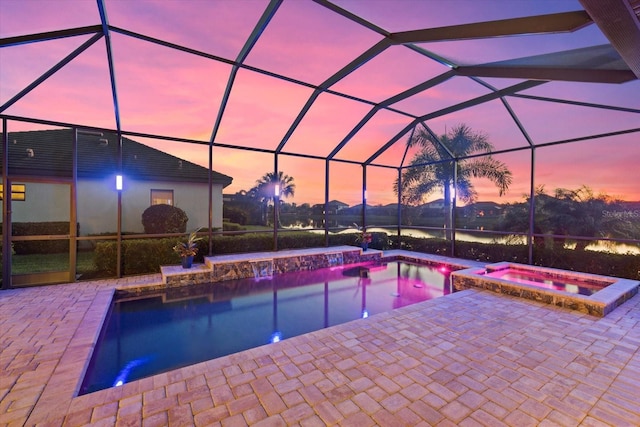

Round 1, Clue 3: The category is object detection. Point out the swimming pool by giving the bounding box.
[80,260,451,394]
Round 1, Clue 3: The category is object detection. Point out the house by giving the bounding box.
[2,129,232,236]
[311,200,349,215]
[420,199,446,216]
[463,201,504,218]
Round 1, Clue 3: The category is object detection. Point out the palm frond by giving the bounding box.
[465,156,513,196]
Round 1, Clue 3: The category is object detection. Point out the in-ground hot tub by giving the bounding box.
[452,262,638,316]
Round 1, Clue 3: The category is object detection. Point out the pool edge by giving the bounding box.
[451,263,639,317]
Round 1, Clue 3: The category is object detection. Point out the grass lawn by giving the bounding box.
[10,251,96,275]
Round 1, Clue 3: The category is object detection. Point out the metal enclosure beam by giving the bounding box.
[2,119,10,289]
[455,65,636,84]
[389,11,593,44]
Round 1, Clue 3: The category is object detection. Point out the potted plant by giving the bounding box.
[173,228,203,268]
[353,223,372,251]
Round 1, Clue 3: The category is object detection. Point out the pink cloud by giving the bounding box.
[4,41,117,129]
[535,133,640,201]
[335,109,414,163]
[110,34,231,140]
[104,0,268,61]
[0,0,99,38]
[391,76,491,117]
[216,69,314,150]
[244,0,380,84]
[284,92,372,157]
[509,97,640,145]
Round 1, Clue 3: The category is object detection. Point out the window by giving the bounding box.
[151,189,173,206]
[0,183,26,201]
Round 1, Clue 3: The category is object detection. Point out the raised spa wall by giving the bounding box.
[452,262,639,317]
[160,246,384,288]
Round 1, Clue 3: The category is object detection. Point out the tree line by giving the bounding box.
[223,124,639,252]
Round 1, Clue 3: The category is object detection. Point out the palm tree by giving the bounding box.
[249,171,296,225]
[396,124,512,239]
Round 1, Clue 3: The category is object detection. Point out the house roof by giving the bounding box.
[3,129,233,187]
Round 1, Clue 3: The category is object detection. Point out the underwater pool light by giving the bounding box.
[270,332,282,343]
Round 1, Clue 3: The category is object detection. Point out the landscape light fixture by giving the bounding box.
[116,175,123,191]
[274,184,280,197]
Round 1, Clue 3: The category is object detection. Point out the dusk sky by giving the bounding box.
[1,0,639,206]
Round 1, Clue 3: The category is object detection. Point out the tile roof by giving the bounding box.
[3,129,232,186]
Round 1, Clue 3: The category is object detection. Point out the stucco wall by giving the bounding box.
[7,182,70,223]
[4,178,225,236]
[80,177,225,235]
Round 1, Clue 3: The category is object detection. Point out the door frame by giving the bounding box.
[4,176,77,287]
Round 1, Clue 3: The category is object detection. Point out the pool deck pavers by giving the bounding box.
[1,266,639,426]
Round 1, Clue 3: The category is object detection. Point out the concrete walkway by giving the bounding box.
[1,272,639,426]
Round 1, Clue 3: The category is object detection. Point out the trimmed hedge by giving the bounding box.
[2,222,72,254]
[220,222,246,233]
[94,238,186,276]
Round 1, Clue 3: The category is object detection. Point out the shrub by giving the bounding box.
[2,222,72,254]
[222,222,246,233]
[141,204,188,234]
[223,206,249,225]
[94,237,194,276]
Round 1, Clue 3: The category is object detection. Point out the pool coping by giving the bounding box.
[451,261,639,317]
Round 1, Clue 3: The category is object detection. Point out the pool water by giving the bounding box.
[484,268,603,295]
[80,261,451,394]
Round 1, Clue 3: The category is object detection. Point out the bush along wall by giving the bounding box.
[2,222,73,254]
[94,238,186,276]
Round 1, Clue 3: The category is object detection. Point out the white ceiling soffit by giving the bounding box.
[580,0,640,79]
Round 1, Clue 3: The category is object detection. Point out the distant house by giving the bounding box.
[420,199,446,216]
[3,129,232,236]
[311,200,349,215]
[463,201,503,218]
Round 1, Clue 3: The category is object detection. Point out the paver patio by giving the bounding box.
[1,261,639,426]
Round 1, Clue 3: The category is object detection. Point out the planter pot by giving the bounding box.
[181,256,194,269]
[362,242,368,252]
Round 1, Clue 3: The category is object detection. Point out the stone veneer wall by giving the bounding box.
[452,266,639,317]
[163,248,383,287]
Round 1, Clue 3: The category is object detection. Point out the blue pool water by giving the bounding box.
[80,260,451,394]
